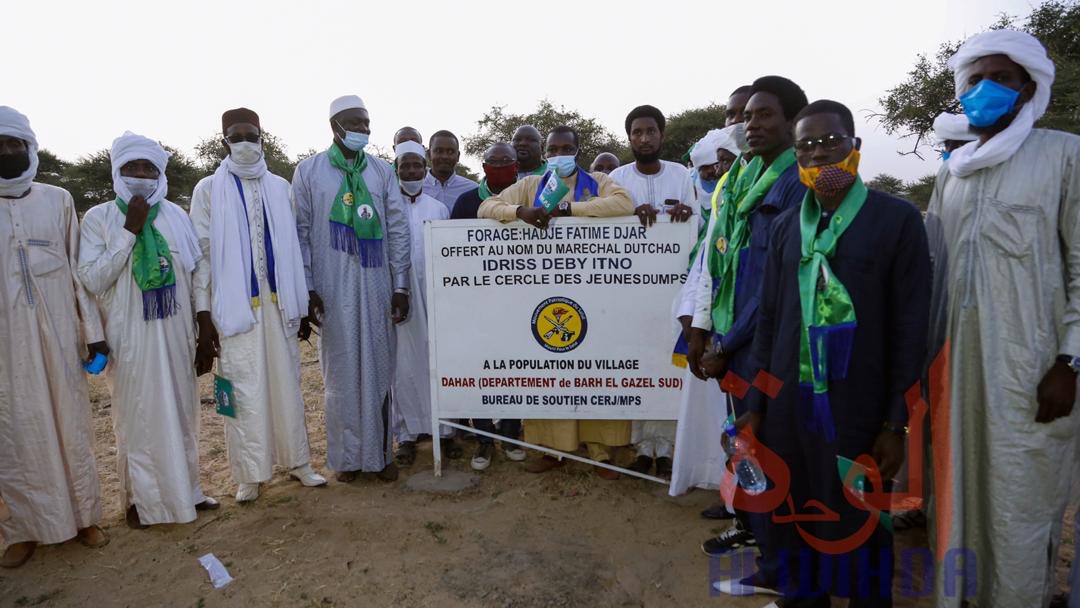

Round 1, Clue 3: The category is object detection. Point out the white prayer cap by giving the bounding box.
[110,131,170,205]
[394,140,426,161]
[329,95,367,119]
[948,29,1054,121]
[932,113,976,143]
[0,106,39,196]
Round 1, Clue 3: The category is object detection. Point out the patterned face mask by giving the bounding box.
[798,148,861,198]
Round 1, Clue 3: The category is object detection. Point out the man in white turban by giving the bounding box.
[0,107,108,567]
[79,132,217,526]
[294,95,411,482]
[932,113,978,160]
[390,140,455,466]
[190,108,326,503]
[926,29,1080,607]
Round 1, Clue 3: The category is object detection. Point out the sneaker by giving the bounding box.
[503,445,527,462]
[627,455,654,474]
[701,523,757,556]
[712,574,779,596]
[290,464,328,487]
[471,443,494,471]
[236,482,260,503]
[655,456,673,478]
[701,502,736,520]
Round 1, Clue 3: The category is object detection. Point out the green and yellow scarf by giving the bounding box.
[707,149,797,334]
[328,144,383,267]
[797,176,867,442]
[116,198,177,320]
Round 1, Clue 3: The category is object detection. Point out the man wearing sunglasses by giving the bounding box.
[190,108,326,503]
[742,99,930,607]
[690,77,808,588]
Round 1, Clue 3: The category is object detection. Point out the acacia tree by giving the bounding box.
[660,103,728,162]
[866,173,907,195]
[876,0,1079,156]
[195,130,298,180]
[464,100,629,166]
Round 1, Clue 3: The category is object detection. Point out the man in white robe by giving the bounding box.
[79,132,218,527]
[391,141,451,466]
[294,95,411,482]
[927,30,1080,607]
[190,108,326,503]
[669,126,745,498]
[0,106,108,568]
[609,104,696,478]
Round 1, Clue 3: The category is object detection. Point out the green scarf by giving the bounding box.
[797,176,867,442]
[115,198,177,320]
[478,178,493,201]
[687,172,728,268]
[328,144,383,267]
[526,160,548,177]
[707,148,797,333]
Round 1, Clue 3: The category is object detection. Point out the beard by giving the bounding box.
[0,152,30,179]
[632,148,661,164]
[969,107,1020,137]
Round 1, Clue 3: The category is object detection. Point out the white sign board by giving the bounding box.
[425,216,695,424]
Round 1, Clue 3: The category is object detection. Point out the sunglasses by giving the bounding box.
[225,133,261,144]
[794,133,852,153]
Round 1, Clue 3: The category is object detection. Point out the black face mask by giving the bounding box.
[0,152,30,179]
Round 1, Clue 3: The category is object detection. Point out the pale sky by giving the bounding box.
[8,0,1039,182]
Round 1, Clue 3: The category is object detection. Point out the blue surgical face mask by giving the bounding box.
[942,150,952,162]
[547,155,577,178]
[336,122,369,152]
[959,79,1022,128]
[700,177,719,194]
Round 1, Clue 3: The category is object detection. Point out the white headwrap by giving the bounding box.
[109,131,200,273]
[110,131,170,205]
[690,134,720,168]
[713,125,747,157]
[394,140,426,161]
[932,113,977,143]
[946,29,1055,177]
[0,106,39,197]
[329,95,367,119]
[691,125,746,168]
[208,155,308,338]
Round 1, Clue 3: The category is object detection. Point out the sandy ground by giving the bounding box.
[0,342,1074,607]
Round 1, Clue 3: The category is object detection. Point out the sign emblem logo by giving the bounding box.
[531,297,587,353]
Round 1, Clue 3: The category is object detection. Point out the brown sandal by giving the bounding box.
[0,542,36,568]
[77,525,109,548]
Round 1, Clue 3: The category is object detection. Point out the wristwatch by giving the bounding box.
[882,421,907,435]
[393,288,410,296]
[1056,354,1080,373]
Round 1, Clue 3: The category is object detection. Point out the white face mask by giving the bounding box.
[400,179,424,196]
[731,122,749,153]
[121,176,157,199]
[228,141,263,165]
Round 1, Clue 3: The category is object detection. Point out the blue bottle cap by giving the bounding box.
[83,352,108,375]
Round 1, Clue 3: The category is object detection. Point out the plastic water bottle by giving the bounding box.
[724,421,767,494]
